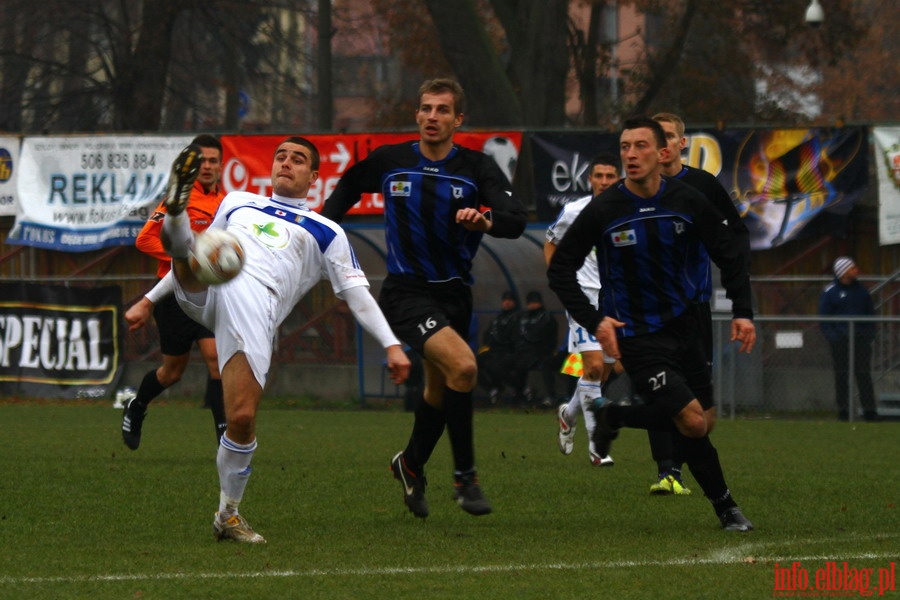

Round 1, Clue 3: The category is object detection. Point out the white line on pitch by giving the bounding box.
[2,544,897,586]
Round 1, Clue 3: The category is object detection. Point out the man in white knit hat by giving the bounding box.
[818,256,878,421]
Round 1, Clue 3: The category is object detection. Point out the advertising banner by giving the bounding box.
[531,127,868,249]
[6,135,193,251]
[873,127,900,246]
[221,131,522,215]
[0,136,19,217]
[0,282,123,399]
[529,131,619,221]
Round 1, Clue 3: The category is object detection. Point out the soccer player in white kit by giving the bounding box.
[126,138,410,543]
[545,153,620,466]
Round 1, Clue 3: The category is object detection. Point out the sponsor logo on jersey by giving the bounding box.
[252,220,291,249]
[390,181,411,197]
[611,229,636,247]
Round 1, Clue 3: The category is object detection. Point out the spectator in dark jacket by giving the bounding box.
[510,291,559,406]
[477,291,520,404]
[819,257,878,421]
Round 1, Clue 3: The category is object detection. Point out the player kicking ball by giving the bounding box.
[127,139,409,543]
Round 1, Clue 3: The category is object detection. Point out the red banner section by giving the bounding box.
[221,132,522,214]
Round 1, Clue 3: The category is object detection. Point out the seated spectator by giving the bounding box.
[477,291,520,404]
[509,291,559,406]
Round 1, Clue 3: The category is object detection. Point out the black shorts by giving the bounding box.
[618,305,713,415]
[378,274,472,355]
[153,293,214,356]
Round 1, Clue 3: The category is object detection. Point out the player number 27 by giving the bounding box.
[648,371,666,391]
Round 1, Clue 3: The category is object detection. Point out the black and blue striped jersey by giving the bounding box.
[547,176,753,338]
[323,141,526,285]
[673,165,751,303]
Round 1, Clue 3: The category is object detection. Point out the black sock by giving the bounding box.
[443,387,475,473]
[648,430,676,473]
[678,434,737,515]
[404,399,445,474]
[205,377,226,441]
[135,370,166,408]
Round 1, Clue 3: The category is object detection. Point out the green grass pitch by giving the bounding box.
[0,402,896,599]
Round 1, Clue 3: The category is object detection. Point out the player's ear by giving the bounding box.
[659,146,671,162]
[454,112,464,128]
[309,169,319,184]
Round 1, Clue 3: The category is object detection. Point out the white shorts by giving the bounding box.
[567,312,601,353]
[174,275,277,389]
[566,313,616,364]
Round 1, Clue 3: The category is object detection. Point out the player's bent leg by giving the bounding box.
[423,327,477,392]
[673,400,708,438]
[213,352,265,543]
[156,352,191,387]
[220,352,262,444]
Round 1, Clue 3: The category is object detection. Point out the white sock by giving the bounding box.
[161,212,193,259]
[563,389,581,424]
[578,379,603,453]
[217,434,257,519]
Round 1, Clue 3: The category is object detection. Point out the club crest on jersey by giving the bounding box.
[611,229,636,247]
[390,181,411,197]
[452,186,464,199]
[674,222,685,234]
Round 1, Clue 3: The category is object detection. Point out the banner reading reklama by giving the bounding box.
[7,135,193,250]
[0,282,123,399]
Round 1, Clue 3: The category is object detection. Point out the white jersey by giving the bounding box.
[211,191,370,326]
[175,191,374,386]
[546,195,601,306]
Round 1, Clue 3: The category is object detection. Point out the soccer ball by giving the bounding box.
[188,228,245,285]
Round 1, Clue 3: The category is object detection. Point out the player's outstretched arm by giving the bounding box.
[125,297,154,332]
[339,286,410,384]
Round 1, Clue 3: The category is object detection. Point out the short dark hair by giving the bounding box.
[417,78,466,115]
[622,117,667,149]
[191,134,222,155]
[279,136,320,170]
[589,152,620,172]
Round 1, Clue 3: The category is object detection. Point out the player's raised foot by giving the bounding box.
[390,451,429,518]
[719,507,754,532]
[589,449,614,467]
[588,397,619,458]
[121,397,146,450]
[557,403,575,455]
[164,144,202,216]
[213,512,266,543]
[650,473,692,495]
[453,470,492,516]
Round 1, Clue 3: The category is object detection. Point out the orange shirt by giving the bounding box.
[135,180,226,278]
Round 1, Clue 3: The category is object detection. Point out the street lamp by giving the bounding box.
[805,0,824,26]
